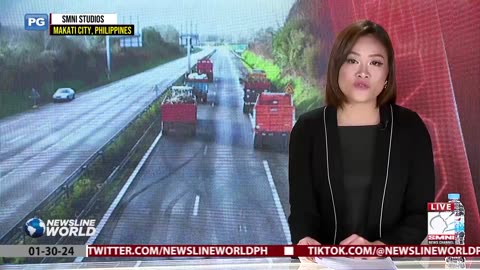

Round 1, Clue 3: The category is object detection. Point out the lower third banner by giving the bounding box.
[1,244,479,258]
[86,245,480,257]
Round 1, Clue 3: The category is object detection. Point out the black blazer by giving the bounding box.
[288,104,435,245]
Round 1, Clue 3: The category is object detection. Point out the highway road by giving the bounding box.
[0,49,213,238]
[89,47,291,261]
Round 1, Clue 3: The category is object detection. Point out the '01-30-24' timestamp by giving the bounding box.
[28,246,75,256]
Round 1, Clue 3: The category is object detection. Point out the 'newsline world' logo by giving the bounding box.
[24,217,96,238]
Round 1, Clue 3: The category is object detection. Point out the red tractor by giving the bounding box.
[161,86,197,136]
[253,93,295,151]
[243,70,271,114]
[196,59,213,82]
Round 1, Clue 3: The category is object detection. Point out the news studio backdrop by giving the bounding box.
[0,0,479,265]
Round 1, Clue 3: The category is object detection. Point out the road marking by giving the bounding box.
[203,145,208,156]
[248,113,255,130]
[238,224,247,232]
[193,195,200,216]
[6,134,26,144]
[262,160,291,244]
[74,129,164,262]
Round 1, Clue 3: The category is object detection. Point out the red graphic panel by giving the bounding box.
[324,0,480,244]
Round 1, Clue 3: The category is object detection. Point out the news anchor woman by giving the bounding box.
[288,20,435,262]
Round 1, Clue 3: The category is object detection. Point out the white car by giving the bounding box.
[53,88,75,102]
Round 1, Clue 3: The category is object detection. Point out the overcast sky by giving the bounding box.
[0,0,296,36]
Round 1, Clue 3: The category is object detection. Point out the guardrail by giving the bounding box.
[0,94,165,245]
[39,96,169,264]
[0,49,218,245]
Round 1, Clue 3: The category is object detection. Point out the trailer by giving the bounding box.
[196,59,214,82]
[243,70,271,114]
[253,93,294,151]
[161,86,197,136]
[185,73,209,103]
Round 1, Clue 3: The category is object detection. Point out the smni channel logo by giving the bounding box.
[24,217,97,238]
[24,14,49,31]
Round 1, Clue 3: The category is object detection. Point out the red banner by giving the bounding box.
[86,245,480,257]
[427,202,454,211]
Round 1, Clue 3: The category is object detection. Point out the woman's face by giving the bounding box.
[338,35,389,106]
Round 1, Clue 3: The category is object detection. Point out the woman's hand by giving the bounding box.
[339,234,385,259]
[297,236,321,263]
[340,234,385,245]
